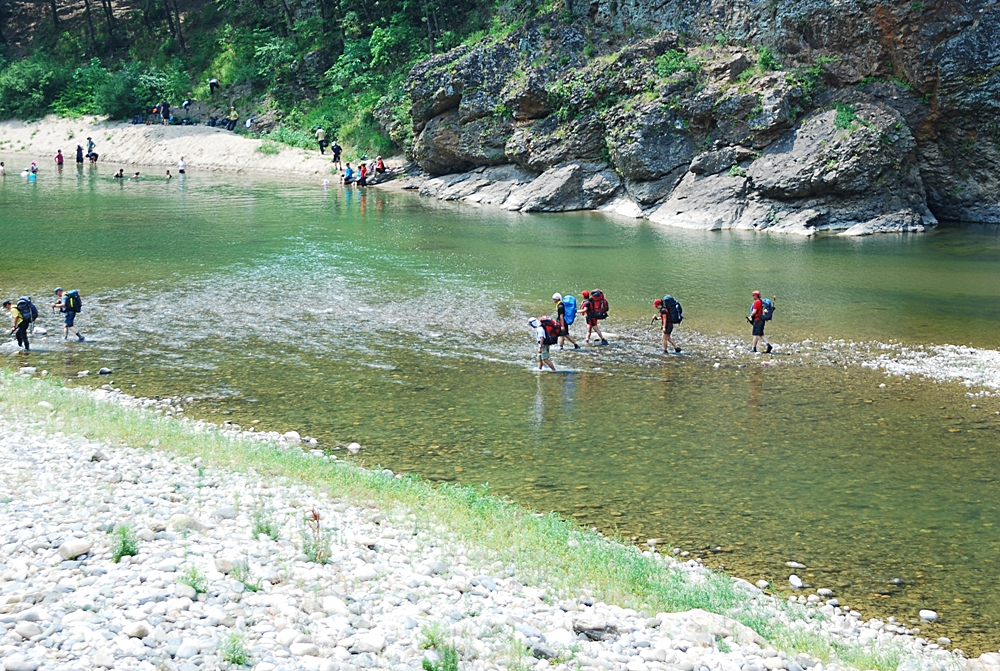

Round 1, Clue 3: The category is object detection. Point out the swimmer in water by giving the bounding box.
[166,170,172,179]
[322,179,330,186]
[114,169,125,179]
[131,171,140,179]
[29,161,38,174]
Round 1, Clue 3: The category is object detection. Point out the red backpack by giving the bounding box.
[591,290,609,320]
[539,317,560,345]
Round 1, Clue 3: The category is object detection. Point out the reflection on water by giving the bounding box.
[3,164,1000,650]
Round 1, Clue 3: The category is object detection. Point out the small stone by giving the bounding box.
[93,650,115,668]
[98,367,112,375]
[124,621,151,638]
[788,574,804,589]
[816,588,834,597]
[282,430,302,444]
[353,565,378,581]
[277,628,298,647]
[353,633,386,653]
[18,367,36,375]
[174,583,197,600]
[77,370,90,377]
[14,621,42,638]
[215,558,235,574]
[756,580,769,590]
[211,507,237,520]
[2,654,39,671]
[58,538,93,560]
[322,595,349,615]
[290,643,320,656]
[937,637,951,646]
[174,640,199,659]
[36,401,51,409]
[785,561,806,569]
[347,442,362,453]
[919,609,939,622]
[168,513,208,531]
[532,643,557,660]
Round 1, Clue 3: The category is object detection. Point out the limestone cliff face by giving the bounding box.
[393,0,1000,234]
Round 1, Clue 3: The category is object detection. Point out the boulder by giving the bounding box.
[605,102,696,181]
[168,514,209,531]
[124,620,151,638]
[58,538,92,560]
[573,616,618,641]
[414,109,476,175]
[504,163,620,212]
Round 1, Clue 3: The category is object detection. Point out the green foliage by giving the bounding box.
[257,140,281,155]
[422,646,459,671]
[110,524,139,563]
[180,565,210,593]
[301,508,332,564]
[834,102,858,130]
[221,632,251,666]
[230,557,260,592]
[655,50,700,77]
[0,54,69,119]
[251,504,280,540]
[52,59,110,116]
[728,165,747,177]
[757,46,780,72]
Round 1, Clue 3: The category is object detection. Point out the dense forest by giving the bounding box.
[0,0,536,153]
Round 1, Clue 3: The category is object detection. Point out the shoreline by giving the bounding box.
[0,370,996,670]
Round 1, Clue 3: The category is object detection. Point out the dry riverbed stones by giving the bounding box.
[0,408,988,671]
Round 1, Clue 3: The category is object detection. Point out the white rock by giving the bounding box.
[353,565,378,581]
[174,639,199,658]
[291,643,320,656]
[755,580,769,590]
[347,442,362,453]
[124,620,151,638]
[354,633,386,653]
[785,561,806,569]
[283,430,302,444]
[58,538,92,559]
[93,651,115,668]
[788,574,803,589]
[919,609,939,622]
[17,367,36,375]
[2,654,39,671]
[322,595,349,615]
[545,628,575,646]
[77,370,90,377]
[817,588,834,597]
[36,401,51,409]
[174,583,197,600]
[277,628,299,647]
[14,621,41,638]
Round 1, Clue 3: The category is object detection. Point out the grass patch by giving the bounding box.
[834,102,858,130]
[0,371,918,671]
[110,524,138,563]
[179,565,210,593]
[251,504,281,540]
[257,140,281,155]
[655,50,701,78]
[220,632,251,665]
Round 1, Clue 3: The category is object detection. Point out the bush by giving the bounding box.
[757,46,780,72]
[0,55,69,119]
[655,50,700,78]
[221,632,251,665]
[834,102,858,130]
[110,524,138,563]
[52,59,111,117]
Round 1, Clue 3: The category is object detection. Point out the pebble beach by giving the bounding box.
[0,377,996,671]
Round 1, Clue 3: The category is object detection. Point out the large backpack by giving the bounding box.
[65,289,82,313]
[539,317,560,345]
[562,295,577,325]
[591,290,609,320]
[761,297,775,321]
[662,295,683,324]
[16,297,38,324]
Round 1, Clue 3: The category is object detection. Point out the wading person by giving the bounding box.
[581,290,608,345]
[529,318,558,372]
[653,296,682,354]
[552,293,579,350]
[178,156,186,175]
[86,137,95,160]
[75,145,84,164]
[8,298,33,352]
[749,290,772,353]
[54,150,64,167]
[52,288,84,341]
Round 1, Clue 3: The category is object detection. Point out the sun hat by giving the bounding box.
[552,293,562,301]
[54,287,63,294]
[581,290,590,298]
[753,290,761,297]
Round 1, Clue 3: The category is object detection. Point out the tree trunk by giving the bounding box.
[82,0,98,52]
[278,0,296,43]
[100,0,116,48]
[50,0,58,29]
[171,0,185,52]
[162,0,176,36]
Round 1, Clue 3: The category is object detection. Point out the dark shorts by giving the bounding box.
[752,319,765,336]
[560,323,570,336]
[662,321,674,335]
[64,311,76,327]
[586,317,597,327]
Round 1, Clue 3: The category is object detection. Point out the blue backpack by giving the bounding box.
[662,295,683,324]
[562,295,577,325]
[761,297,775,321]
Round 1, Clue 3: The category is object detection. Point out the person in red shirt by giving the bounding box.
[581,290,607,345]
[54,150,64,166]
[749,290,772,353]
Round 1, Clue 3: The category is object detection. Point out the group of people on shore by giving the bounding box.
[530,290,775,371]
[5,288,85,354]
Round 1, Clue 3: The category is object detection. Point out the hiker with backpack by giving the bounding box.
[52,288,85,341]
[748,290,773,353]
[7,298,37,352]
[580,289,609,345]
[528,317,559,371]
[552,293,580,350]
[653,295,683,354]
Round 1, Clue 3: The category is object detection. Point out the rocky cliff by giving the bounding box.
[390,0,1000,235]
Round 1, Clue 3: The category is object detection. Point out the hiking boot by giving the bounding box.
[675,347,682,353]
[559,346,564,350]
[78,335,85,342]
[749,347,757,352]
[663,349,669,354]
[765,344,772,353]
[600,339,608,345]
[573,344,580,350]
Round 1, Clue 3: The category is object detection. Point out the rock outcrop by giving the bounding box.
[391,1,1000,234]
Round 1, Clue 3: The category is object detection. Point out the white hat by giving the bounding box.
[552,293,562,301]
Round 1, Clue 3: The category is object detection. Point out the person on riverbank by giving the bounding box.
[226,107,239,131]
[342,163,355,185]
[54,150,64,167]
[653,298,682,354]
[51,288,84,342]
[581,290,608,345]
[529,318,557,372]
[75,145,84,164]
[552,293,579,350]
[749,290,772,353]
[7,300,30,352]
[160,100,171,125]
[331,141,342,171]
[316,127,327,154]
[86,137,95,159]
[375,156,386,174]
[209,78,220,97]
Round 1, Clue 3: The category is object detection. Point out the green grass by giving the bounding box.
[834,102,859,130]
[179,565,210,593]
[257,140,281,155]
[0,371,917,671]
[220,632,251,665]
[110,524,138,563]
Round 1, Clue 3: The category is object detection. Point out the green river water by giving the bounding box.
[3,163,1000,651]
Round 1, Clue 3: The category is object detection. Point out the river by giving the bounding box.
[2,163,1000,651]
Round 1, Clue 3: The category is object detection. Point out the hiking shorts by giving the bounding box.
[64,311,76,327]
[538,345,550,361]
[560,323,570,336]
[663,321,674,335]
[752,319,765,336]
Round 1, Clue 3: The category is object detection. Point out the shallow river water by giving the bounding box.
[3,163,1000,651]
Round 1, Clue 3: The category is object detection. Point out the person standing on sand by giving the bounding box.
[315,127,327,154]
[54,150,64,167]
[86,137,95,159]
[160,100,171,125]
[75,145,84,164]
[331,140,342,171]
[227,107,239,131]
[178,157,186,174]
[749,290,772,353]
